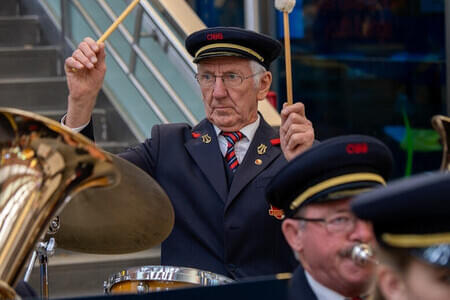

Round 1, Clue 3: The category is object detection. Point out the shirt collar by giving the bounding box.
[213,114,260,141]
[305,271,346,300]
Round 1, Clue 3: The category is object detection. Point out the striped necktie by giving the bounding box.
[221,131,243,173]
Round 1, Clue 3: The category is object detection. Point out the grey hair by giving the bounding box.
[248,60,267,88]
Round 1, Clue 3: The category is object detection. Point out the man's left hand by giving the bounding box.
[280,102,315,161]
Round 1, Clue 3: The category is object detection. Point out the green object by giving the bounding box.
[400,111,442,177]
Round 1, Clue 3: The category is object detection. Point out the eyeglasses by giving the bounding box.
[195,72,264,88]
[291,212,358,234]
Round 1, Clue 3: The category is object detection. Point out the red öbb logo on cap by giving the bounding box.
[346,143,368,154]
[207,33,223,40]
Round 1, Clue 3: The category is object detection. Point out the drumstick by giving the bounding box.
[275,0,296,105]
[97,0,141,43]
[70,0,140,72]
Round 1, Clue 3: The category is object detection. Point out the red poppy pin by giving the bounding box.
[268,204,284,220]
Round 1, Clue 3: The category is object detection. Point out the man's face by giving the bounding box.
[197,57,270,132]
[283,198,375,296]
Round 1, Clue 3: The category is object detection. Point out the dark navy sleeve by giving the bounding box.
[117,124,161,178]
[79,119,94,140]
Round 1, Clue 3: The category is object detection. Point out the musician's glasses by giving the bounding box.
[195,72,264,88]
[290,212,358,234]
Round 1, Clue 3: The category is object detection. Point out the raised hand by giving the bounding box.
[280,102,315,161]
[64,37,107,128]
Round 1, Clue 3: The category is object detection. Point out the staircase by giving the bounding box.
[0,0,138,154]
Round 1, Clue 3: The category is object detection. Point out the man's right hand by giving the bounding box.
[64,37,107,128]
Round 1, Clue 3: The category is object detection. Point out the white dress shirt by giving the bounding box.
[60,114,87,132]
[305,271,347,300]
[213,115,260,164]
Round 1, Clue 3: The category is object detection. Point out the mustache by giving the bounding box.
[339,245,356,258]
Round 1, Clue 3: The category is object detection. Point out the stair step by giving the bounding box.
[0,46,60,78]
[0,77,68,110]
[0,16,40,46]
[0,0,19,16]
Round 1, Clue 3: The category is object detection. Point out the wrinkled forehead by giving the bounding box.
[197,56,252,72]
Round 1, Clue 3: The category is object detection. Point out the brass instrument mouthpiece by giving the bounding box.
[351,243,378,266]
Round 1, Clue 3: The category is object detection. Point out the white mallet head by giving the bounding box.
[275,0,296,13]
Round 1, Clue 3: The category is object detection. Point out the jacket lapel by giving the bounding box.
[185,120,228,203]
[226,117,282,206]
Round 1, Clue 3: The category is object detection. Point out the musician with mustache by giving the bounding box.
[266,135,393,300]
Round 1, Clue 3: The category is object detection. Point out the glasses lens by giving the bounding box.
[326,214,355,233]
[223,73,243,87]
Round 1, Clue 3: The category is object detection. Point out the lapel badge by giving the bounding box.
[268,205,285,220]
[201,134,212,144]
[257,144,267,155]
[255,158,263,165]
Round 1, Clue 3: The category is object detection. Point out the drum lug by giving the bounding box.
[136,281,149,294]
[103,281,108,294]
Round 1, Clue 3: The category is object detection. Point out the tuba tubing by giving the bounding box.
[0,107,119,296]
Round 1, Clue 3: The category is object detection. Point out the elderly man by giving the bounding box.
[351,171,450,300]
[266,135,393,300]
[62,27,314,279]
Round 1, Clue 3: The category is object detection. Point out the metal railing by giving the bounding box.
[43,0,202,139]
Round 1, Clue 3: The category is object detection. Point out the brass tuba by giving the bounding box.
[431,115,450,171]
[0,108,119,298]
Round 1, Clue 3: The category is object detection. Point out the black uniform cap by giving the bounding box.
[351,171,450,268]
[266,135,393,219]
[185,27,282,70]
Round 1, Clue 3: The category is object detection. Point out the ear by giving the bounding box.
[377,265,407,300]
[281,219,304,253]
[256,72,272,101]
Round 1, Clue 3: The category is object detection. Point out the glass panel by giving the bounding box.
[276,0,446,177]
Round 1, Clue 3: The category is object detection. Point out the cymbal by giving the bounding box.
[54,153,175,254]
[0,106,174,255]
[0,107,119,286]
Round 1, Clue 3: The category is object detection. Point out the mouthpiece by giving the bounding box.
[351,243,377,266]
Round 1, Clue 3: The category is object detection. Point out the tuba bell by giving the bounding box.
[0,107,119,298]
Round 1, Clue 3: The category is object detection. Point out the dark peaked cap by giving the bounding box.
[351,171,450,268]
[185,27,282,69]
[266,135,393,219]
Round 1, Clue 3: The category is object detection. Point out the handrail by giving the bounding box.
[97,0,198,125]
[72,0,169,124]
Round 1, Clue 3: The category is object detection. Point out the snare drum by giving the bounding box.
[104,265,234,294]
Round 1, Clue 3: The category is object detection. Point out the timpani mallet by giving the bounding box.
[275,0,296,105]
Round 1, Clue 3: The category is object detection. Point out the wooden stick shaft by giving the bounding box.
[283,11,293,106]
[97,0,140,43]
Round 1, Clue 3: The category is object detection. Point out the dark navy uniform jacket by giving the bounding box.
[288,266,318,300]
[82,116,297,279]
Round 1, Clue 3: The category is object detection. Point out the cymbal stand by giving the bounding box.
[37,238,55,299]
[23,217,59,299]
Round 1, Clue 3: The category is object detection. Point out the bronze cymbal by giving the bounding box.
[54,153,175,254]
[0,107,118,288]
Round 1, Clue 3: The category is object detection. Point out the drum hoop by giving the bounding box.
[104,265,234,292]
